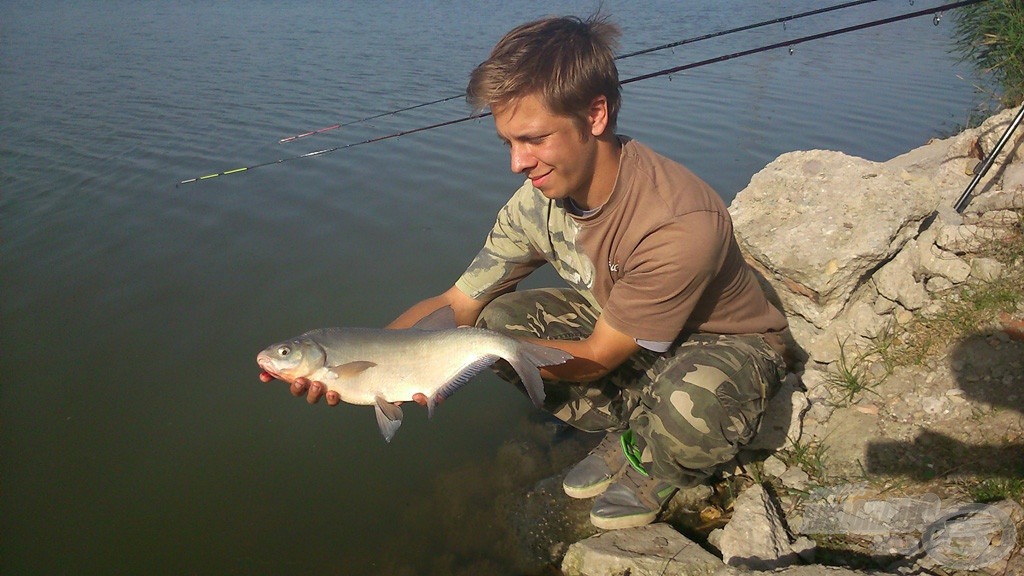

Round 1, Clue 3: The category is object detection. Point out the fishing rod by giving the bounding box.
[616,0,883,60]
[624,0,984,86]
[278,0,884,144]
[278,94,464,143]
[178,0,986,186]
[954,104,1024,213]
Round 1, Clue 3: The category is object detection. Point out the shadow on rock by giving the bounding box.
[865,331,1024,480]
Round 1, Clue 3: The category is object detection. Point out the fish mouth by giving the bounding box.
[256,354,282,380]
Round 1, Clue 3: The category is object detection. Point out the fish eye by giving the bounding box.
[278,346,291,356]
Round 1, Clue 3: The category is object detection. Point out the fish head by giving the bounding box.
[256,337,327,383]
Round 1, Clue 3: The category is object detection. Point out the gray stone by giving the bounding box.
[971,257,1005,282]
[707,528,724,551]
[966,208,1023,228]
[873,249,925,310]
[791,536,818,564]
[894,305,915,325]
[845,299,892,338]
[919,244,971,284]
[561,523,722,576]
[720,484,800,570]
[966,187,1024,213]
[872,294,896,314]
[779,467,811,491]
[730,150,938,329]
[935,223,1006,254]
[762,455,788,478]
[925,276,954,294]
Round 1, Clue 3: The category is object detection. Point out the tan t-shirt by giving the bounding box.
[456,137,788,351]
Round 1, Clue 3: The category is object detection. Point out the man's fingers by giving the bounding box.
[411,393,436,407]
[290,378,310,398]
[306,381,325,404]
[326,390,341,406]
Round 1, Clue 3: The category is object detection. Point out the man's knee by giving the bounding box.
[632,339,782,486]
[476,288,597,340]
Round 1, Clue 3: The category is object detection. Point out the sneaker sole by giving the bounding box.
[563,477,615,499]
[589,509,658,530]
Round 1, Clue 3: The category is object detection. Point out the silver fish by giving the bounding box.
[256,307,572,442]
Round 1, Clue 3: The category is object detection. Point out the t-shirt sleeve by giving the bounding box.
[455,184,548,300]
[600,212,729,343]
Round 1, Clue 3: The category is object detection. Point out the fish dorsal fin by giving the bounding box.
[412,305,457,331]
[374,396,404,443]
[329,360,377,379]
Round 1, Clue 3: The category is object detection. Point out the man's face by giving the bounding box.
[492,94,600,207]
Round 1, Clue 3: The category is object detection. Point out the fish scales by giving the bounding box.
[257,308,572,442]
[298,326,525,404]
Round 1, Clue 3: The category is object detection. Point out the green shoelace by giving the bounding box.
[620,429,650,477]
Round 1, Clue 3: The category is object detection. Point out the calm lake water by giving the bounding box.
[1,1,989,574]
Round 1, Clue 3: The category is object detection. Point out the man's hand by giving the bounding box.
[259,372,341,406]
[259,372,436,408]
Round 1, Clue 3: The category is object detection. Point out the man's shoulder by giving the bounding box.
[619,138,724,216]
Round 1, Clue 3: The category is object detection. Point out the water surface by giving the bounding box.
[1,1,988,574]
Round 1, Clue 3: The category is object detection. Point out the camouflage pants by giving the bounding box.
[477,288,787,488]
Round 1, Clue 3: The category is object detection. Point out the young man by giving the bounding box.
[276,14,790,530]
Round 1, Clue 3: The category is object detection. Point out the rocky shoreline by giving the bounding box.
[554,107,1024,576]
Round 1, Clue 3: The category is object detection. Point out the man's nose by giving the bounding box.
[509,144,535,174]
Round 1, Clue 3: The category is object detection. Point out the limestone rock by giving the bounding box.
[872,248,926,312]
[966,187,1024,213]
[925,276,954,294]
[730,150,938,329]
[971,257,1005,282]
[761,455,788,478]
[919,243,971,284]
[719,484,800,570]
[560,523,722,576]
[845,299,893,338]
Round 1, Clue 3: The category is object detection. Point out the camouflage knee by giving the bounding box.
[475,288,598,339]
[628,334,786,487]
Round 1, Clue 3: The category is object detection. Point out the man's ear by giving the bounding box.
[587,95,610,137]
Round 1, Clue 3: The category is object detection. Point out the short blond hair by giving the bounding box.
[467,14,621,131]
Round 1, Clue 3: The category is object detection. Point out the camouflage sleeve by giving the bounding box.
[456,182,549,300]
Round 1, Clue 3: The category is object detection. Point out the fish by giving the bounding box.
[256,307,573,442]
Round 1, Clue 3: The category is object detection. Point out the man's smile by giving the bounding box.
[529,170,552,187]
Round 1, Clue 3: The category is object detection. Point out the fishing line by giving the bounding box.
[623,0,983,86]
[278,94,464,143]
[178,0,986,186]
[278,0,885,144]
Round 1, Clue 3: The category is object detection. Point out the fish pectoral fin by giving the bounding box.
[374,396,403,443]
[329,360,378,379]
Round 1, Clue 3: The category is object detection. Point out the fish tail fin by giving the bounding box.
[507,342,573,408]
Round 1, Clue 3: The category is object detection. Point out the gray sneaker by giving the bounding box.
[589,466,678,530]
[562,431,627,499]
